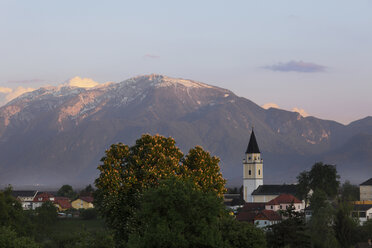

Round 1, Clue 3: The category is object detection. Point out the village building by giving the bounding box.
[352,204,372,224]
[265,194,304,212]
[253,210,282,228]
[360,178,372,201]
[71,196,94,209]
[11,190,38,210]
[32,192,55,210]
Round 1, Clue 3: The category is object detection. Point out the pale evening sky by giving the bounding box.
[0,0,371,124]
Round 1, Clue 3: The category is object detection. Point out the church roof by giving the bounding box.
[360,178,372,186]
[251,184,298,196]
[246,129,260,154]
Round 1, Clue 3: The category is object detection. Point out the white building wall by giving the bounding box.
[244,178,263,202]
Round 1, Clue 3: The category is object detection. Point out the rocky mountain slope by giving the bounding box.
[0,75,371,186]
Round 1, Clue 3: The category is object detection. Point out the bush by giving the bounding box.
[80,208,97,220]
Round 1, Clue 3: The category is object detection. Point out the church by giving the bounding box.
[243,129,297,203]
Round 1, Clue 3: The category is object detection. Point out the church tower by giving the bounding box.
[243,129,263,202]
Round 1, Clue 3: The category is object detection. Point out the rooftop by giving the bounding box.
[246,129,260,154]
[360,178,372,186]
[252,184,298,196]
[267,194,302,205]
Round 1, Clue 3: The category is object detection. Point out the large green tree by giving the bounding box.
[333,202,359,248]
[126,178,224,248]
[126,178,266,248]
[309,190,339,248]
[0,187,34,237]
[94,134,226,244]
[297,162,340,200]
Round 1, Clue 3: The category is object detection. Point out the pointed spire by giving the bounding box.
[246,128,260,154]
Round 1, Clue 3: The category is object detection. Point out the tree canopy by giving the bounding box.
[94,134,226,244]
[126,178,225,248]
[297,162,340,200]
[57,184,77,199]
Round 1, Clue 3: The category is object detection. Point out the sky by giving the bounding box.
[0,0,371,124]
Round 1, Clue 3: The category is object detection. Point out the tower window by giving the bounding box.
[248,156,251,160]
[258,170,260,175]
[249,170,251,175]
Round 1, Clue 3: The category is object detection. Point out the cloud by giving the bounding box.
[292,107,309,117]
[67,76,100,88]
[143,54,160,59]
[264,60,326,73]
[262,103,280,109]
[262,102,310,117]
[0,86,35,106]
[0,87,13,94]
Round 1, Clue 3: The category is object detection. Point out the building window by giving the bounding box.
[249,170,251,175]
[280,205,282,209]
[248,157,251,160]
[271,206,273,209]
[264,221,267,224]
[258,170,260,175]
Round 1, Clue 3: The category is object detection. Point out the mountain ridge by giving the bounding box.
[0,75,371,186]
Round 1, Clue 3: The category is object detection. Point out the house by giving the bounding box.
[265,194,304,212]
[352,204,372,224]
[360,178,372,201]
[237,202,283,228]
[242,129,298,203]
[71,196,94,209]
[11,190,38,210]
[32,192,55,209]
[253,210,282,228]
[54,197,72,211]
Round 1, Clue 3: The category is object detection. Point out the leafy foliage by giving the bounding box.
[333,202,359,248]
[80,208,98,220]
[0,226,40,248]
[308,192,339,248]
[126,178,225,248]
[339,181,359,201]
[297,162,340,200]
[57,185,77,199]
[0,187,34,237]
[219,215,266,248]
[94,134,226,243]
[266,205,311,248]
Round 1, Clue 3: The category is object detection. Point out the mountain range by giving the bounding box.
[1,74,371,187]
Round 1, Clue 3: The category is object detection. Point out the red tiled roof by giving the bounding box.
[33,192,55,202]
[266,194,302,205]
[80,196,94,203]
[254,210,282,221]
[54,197,72,210]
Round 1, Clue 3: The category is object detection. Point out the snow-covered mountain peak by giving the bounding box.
[124,74,215,89]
